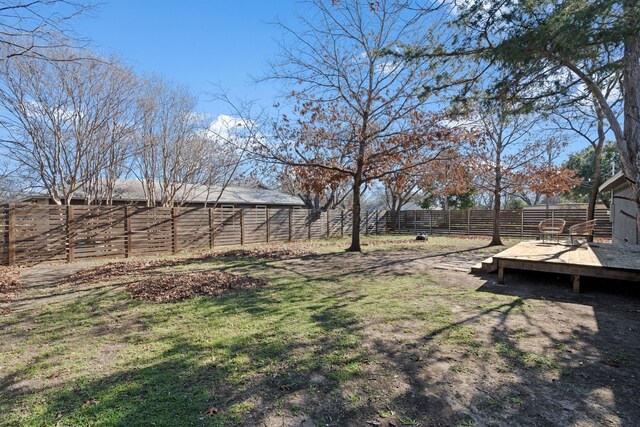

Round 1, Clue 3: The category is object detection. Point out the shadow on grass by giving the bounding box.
[0,273,381,426]
[460,271,640,426]
[4,245,638,426]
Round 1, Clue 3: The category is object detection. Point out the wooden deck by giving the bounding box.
[493,241,640,293]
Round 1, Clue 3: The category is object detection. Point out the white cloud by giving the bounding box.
[204,114,248,141]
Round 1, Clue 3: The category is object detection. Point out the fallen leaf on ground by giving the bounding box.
[81,399,99,408]
[0,265,22,303]
[126,271,268,302]
[204,406,219,416]
[216,245,315,260]
[57,244,316,288]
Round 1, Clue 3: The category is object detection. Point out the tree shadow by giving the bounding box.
[462,271,640,425]
[4,245,637,426]
[0,269,381,426]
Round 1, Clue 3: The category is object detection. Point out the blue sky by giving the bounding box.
[74,1,299,118]
[71,1,595,159]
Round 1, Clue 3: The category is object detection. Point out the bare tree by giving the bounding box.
[275,164,352,211]
[456,0,640,231]
[0,48,138,204]
[84,65,138,204]
[553,77,622,220]
[134,77,206,207]
[0,158,29,202]
[0,1,91,61]
[379,165,423,213]
[260,0,462,251]
[465,96,574,246]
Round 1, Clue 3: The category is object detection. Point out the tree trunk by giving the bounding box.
[348,177,362,252]
[588,98,607,224]
[491,169,503,246]
[623,19,640,235]
[587,140,604,222]
[491,190,502,245]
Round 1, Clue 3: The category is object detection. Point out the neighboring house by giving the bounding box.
[22,180,306,210]
[397,201,426,211]
[364,201,427,211]
[599,171,639,245]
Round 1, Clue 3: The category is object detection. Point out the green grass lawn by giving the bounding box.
[1,235,637,426]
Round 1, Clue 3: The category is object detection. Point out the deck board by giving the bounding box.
[492,241,640,288]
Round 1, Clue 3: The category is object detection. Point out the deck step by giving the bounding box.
[470,257,498,274]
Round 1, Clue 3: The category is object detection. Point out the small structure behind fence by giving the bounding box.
[0,205,611,266]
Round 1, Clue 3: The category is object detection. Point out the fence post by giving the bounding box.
[67,205,75,263]
[288,208,293,242]
[365,211,369,235]
[172,207,178,254]
[467,209,471,236]
[326,210,330,238]
[266,207,270,243]
[7,204,15,265]
[521,209,524,238]
[308,210,312,240]
[375,211,379,235]
[124,206,132,258]
[429,210,433,235]
[240,208,245,245]
[448,210,451,234]
[341,210,344,238]
[209,208,215,249]
[414,210,417,234]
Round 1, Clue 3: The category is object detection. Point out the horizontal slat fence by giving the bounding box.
[1,205,386,266]
[386,208,612,238]
[0,204,612,266]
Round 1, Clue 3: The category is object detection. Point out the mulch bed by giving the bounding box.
[126,271,268,302]
[0,265,22,305]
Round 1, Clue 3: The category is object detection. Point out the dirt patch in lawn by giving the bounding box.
[3,237,639,427]
[278,244,497,279]
[126,271,268,302]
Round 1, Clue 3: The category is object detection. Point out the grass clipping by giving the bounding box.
[126,271,268,303]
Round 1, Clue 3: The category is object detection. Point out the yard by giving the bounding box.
[1,236,638,426]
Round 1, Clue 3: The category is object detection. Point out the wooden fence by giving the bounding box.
[386,208,612,238]
[0,205,387,266]
[0,205,612,266]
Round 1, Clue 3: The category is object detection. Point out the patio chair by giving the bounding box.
[568,219,598,245]
[538,218,566,243]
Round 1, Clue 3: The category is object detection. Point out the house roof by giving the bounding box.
[363,200,428,211]
[599,171,630,192]
[400,202,426,210]
[25,180,306,207]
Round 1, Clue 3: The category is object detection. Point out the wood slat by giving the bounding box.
[0,204,612,266]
